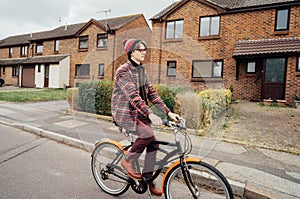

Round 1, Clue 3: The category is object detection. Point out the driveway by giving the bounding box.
[222,100,300,154]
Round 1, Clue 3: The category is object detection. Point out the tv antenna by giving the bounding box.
[97,9,111,30]
[56,17,62,26]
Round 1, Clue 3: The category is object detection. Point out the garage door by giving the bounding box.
[22,67,35,87]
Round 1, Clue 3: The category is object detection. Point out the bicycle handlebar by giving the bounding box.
[163,117,186,130]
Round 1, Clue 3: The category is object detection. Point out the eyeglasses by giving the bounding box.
[135,48,147,53]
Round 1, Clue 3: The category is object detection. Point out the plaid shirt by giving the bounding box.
[111,60,170,131]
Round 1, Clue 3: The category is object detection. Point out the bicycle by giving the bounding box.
[91,118,234,198]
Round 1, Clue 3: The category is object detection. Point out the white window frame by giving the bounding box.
[200,16,220,37]
[247,62,256,73]
[36,42,43,54]
[166,20,184,39]
[54,40,59,52]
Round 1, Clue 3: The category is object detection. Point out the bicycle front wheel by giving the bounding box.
[164,161,233,199]
[91,141,130,196]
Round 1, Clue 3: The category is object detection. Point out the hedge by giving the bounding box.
[74,81,232,132]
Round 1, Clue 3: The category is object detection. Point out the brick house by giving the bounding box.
[149,0,300,103]
[0,14,151,88]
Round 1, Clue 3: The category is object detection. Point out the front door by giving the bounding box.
[262,58,286,100]
[44,64,49,87]
[22,66,35,87]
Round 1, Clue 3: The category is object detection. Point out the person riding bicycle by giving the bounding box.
[111,38,179,196]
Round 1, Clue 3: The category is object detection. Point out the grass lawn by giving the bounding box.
[0,88,67,102]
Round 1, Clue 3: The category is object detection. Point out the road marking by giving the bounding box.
[54,120,88,128]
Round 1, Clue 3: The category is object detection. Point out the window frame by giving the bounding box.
[297,56,300,72]
[20,46,27,57]
[192,60,223,78]
[54,40,59,52]
[275,8,290,31]
[75,64,90,77]
[36,41,43,54]
[97,34,108,48]
[98,63,104,77]
[37,64,41,73]
[165,19,184,39]
[199,15,220,37]
[167,61,177,77]
[247,61,256,74]
[79,36,89,50]
[12,66,19,76]
[9,47,13,57]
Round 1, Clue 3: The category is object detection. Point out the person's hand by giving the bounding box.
[168,112,180,122]
[149,113,162,125]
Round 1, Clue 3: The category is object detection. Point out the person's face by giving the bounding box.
[131,44,147,63]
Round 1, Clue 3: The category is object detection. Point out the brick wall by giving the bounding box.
[150,1,300,103]
[0,15,151,87]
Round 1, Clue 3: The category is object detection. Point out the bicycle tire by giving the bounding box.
[91,141,130,196]
[164,161,234,199]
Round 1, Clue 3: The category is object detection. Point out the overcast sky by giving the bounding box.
[0,0,176,39]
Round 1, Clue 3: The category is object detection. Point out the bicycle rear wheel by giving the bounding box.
[91,142,130,196]
[164,161,233,199]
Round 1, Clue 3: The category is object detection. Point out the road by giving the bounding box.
[0,123,164,198]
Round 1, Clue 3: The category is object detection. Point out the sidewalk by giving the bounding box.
[0,100,299,199]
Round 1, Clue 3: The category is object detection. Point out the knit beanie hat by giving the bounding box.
[123,38,142,54]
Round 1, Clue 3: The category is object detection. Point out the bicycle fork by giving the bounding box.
[180,157,200,199]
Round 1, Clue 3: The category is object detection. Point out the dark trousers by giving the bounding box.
[125,119,159,179]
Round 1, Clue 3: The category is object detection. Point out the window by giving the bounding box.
[54,40,59,52]
[75,64,90,76]
[166,20,184,39]
[297,56,300,71]
[247,62,256,73]
[265,58,285,83]
[275,8,289,31]
[20,46,27,56]
[192,60,222,78]
[9,48,13,57]
[98,63,104,77]
[97,34,108,48]
[12,66,19,76]
[36,42,43,54]
[167,61,176,77]
[200,16,220,37]
[79,36,88,49]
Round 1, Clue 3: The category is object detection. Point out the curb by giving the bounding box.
[0,120,288,199]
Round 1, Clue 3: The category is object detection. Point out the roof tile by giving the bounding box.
[233,37,300,56]
[0,55,69,66]
[0,14,143,47]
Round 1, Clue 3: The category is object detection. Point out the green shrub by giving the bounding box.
[151,84,187,118]
[77,81,98,113]
[95,80,114,115]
